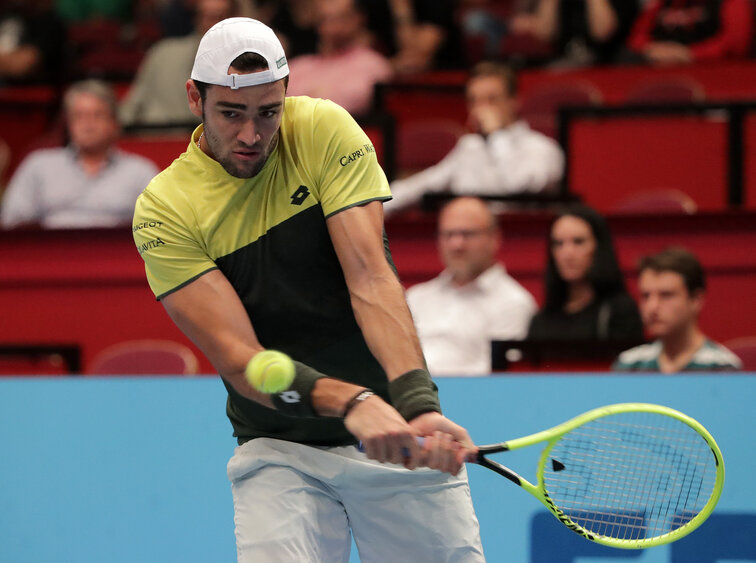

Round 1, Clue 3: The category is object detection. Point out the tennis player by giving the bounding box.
[133,17,485,562]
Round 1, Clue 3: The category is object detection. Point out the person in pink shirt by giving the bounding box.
[287,0,393,116]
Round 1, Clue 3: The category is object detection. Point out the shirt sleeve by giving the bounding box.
[309,100,391,217]
[133,188,218,300]
[627,2,661,52]
[486,128,565,194]
[688,0,754,60]
[383,143,461,215]
[0,152,43,228]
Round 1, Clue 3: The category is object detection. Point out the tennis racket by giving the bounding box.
[470,402,724,549]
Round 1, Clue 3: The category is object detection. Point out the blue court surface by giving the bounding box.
[1,373,754,562]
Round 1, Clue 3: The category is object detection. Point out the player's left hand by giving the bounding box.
[409,411,478,475]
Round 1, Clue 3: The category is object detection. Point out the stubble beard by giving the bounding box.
[202,120,279,179]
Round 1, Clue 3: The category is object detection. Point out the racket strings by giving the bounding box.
[542,412,717,541]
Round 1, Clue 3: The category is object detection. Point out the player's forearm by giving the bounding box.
[348,272,426,381]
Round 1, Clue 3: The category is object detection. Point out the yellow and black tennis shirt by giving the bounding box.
[133,96,393,445]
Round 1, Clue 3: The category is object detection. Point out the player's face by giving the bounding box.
[194,77,286,179]
[66,92,119,153]
[638,270,702,339]
[437,200,498,284]
[550,215,597,284]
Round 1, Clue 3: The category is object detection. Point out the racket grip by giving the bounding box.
[358,436,426,455]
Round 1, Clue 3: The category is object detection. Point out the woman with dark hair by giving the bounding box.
[527,204,643,342]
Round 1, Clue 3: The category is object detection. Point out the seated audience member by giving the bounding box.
[406,197,537,376]
[54,0,132,22]
[626,0,753,65]
[1,80,158,229]
[527,204,644,343]
[119,0,241,127]
[266,0,319,59]
[613,248,742,372]
[287,0,393,117]
[460,0,550,62]
[0,0,66,84]
[385,61,564,216]
[510,0,639,66]
[362,0,465,73]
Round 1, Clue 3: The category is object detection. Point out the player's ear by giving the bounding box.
[186,79,203,118]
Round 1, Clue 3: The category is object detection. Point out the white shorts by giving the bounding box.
[227,438,485,563]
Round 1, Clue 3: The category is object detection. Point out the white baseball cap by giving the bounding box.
[191,18,289,89]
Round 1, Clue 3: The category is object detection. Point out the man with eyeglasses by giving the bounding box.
[406,196,536,376]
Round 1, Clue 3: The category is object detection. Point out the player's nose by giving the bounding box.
[237,120,260,146]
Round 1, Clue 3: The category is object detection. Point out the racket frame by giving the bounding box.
[473,402,725,549]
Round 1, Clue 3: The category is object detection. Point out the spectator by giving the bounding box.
[527,204,644,343]
[119,0,243,127]
[55,0,132,22]
[460,0,550,63]
[406,196,537,376]
[626,0,754,65]
[1,80,158,229]
[613,247,742,372]
[0,0,66,85]
[266,0,319,59]
[511,0,639,66]
[384,61,564,216]
[287,0,393,117]
[157,0,199,38]
[362,0,465,73]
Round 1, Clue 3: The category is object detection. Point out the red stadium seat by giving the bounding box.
[118,134,192,171]
[520,80,603,138]
[625,76,706,105]
[396,118,467,173]
[613,188,698,215]
[723,336,756,371]
[88,339,200,375]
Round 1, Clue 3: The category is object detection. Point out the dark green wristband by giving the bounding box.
[270,361,326,417]
[388,368,442,421]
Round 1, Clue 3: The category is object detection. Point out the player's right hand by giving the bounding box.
[344,394,423,469]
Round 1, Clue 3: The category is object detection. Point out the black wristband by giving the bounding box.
[270,361,326,417]
[388,368,442,421]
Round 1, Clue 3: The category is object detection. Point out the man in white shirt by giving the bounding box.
[385,61,564,216]
[1,80,158,229]
[406,196,537,376]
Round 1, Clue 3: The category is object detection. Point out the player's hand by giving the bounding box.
[409,411,478,475]
[344,394,422,469]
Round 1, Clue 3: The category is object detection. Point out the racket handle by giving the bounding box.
[358,436,426,454]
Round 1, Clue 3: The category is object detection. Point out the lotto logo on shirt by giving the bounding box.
[339,144,375,167]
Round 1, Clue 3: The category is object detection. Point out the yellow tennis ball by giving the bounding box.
[245,350,295,393]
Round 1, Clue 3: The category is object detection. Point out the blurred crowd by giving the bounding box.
[0,0,753,89]
[0,0,751,374]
